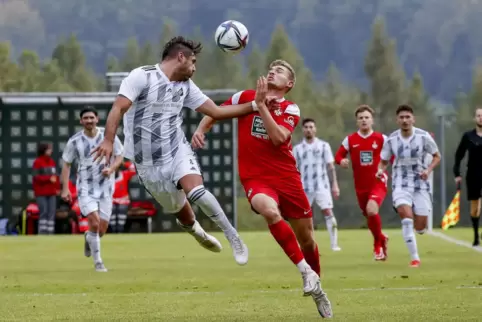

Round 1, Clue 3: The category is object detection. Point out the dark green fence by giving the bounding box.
[0,91,238,232]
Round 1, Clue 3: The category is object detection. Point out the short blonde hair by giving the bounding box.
[269,59,296,89]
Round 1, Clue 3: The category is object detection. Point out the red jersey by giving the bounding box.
[334,131,387,192]
[113,161,137,204]
[222,90,300,180]
[32,155,60,196]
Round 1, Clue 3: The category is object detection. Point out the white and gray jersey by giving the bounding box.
[293,138,334,193]
[62,128,124,199]
[118,64,209,167]
[381,127,439,193]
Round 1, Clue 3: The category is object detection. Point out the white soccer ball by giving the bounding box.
[214,20,249,53]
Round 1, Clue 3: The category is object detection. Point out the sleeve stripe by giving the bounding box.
[285,104,300,116]
[231,91,244,105]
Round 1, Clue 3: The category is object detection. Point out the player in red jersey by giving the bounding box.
[192,60,333,319]
[334,105,389,261]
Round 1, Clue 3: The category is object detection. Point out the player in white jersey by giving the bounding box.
[377,105,440,268]
[60,107,124,272]
[293,118,341,251]
[92,37,276,265]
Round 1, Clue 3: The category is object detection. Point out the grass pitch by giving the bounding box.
[1,228,481,321]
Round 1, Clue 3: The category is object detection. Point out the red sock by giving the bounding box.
[367,214,383,247]
[302,244,321,276]
[268,220,304,265]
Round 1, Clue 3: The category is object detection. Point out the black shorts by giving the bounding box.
[466,176,482,201]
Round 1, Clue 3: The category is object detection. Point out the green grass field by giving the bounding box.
[1,228,481,321]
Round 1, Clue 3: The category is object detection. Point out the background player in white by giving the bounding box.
[293,118,341,251]
[377,105,440,268]
[60,107,124,272]
[93,36,275,265]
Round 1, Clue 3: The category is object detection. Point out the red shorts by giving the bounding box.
[242,177,312,219]
[356,179,387,215]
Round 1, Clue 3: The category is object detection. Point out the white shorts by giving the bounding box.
[392,189,432,217]
[135,141,202,214]
[79,196,113,222]
[306,190,333,210]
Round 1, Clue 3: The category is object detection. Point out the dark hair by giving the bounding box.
[80,106,98,118]
[161,36,203,61]
[302,118,316,126]
[355,104,374,117]
[37,142,51,156]
[396,104,414,115]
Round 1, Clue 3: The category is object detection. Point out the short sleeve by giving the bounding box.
[62,139,76,164]
[184,79,209,110]
[323,143,335,164]
[278,104,300,133]
[118,68,148,102]
[424,133,439,155]
[113,136,124,156]
[380,138,392,161]
[341,136,349,151]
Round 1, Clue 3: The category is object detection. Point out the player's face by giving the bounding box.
[396,111,414,131]
[475,109,482,127]
[178,52,196,81]
[303,121,316,139]
[80,112,98,130]
[356,111,373,131]
[267,65,293,92]
[45,145,53,156]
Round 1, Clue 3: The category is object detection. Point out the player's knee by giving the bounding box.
[365,201,379,216]
[251,194,281,224]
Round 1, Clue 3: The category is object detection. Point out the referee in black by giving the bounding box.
[454,107,482,246]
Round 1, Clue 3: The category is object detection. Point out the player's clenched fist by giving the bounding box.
[91,139,113,164]
[375,168,384,179]
[340,158,350,168]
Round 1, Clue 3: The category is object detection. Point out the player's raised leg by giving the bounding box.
[179,171,248,265]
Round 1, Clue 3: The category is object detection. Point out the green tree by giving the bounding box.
[0,42,21,91]
[365,17,405,133]
[245,43,265,88]
[405,70,433,131]
[119,37,141,71]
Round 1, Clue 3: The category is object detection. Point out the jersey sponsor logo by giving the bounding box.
[284,116,295,127]
[360,151,373,165]
[251,116,269,139]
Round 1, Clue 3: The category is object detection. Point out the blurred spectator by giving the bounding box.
[111,160,137,233]
[32,143,59,234]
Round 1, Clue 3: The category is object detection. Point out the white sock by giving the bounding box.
[187,185,237,237]
[324,214,338,247]
[401,218,420,261]
[86,231,102,263]
[296,259,312,273]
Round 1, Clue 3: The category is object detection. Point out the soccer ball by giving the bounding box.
[214,20,249,53]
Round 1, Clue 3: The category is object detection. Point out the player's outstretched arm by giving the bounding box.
[192,116,216,149]
[196,99,254,121]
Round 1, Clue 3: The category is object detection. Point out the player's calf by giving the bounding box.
[290,217,321,277]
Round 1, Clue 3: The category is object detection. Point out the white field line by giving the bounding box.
[428,231,482,253]
[6,285,482,298]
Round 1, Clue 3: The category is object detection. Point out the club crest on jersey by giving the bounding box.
[274,108,282,116]
[284,116,295,127]
[372,141,378,149]
[251,116,268,140]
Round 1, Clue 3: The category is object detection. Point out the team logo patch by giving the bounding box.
[251,116,268,139]
[274,109,282,116]
[360,151,373,165]
[372,141,378,149]
[284,116,295,127]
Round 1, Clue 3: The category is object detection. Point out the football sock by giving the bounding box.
[86,231,102,263]
[268,220,305,269]
[302,244,321,276]
[187,185,237,237]
[401,218,420,261]
[367,214,383,248]
[471,216,480,241]
[324,214,338,247]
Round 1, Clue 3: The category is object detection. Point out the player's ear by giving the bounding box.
[177,51,185,63]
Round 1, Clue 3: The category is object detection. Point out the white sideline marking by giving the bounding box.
[8,285,481,297]
[428,231,482,253]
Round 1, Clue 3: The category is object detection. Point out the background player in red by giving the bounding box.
[111,160,137,233]
[334,105,389,261]
[192,60,333,319]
